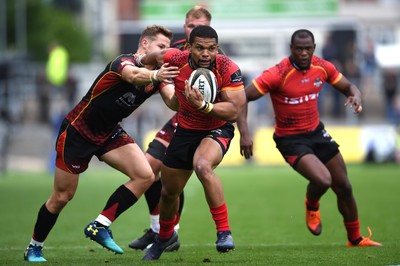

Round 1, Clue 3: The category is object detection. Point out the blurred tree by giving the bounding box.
[6,0,91,62]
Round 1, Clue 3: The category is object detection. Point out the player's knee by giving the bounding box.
[315,174,332,189]
[49,192,74,212]
[160,187,180,202]
[333,181,353,197]
[193,158,213,180]
[141,172,155,187]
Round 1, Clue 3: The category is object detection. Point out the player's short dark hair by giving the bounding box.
[189,25,218,45]
[140,25,174,43]
[291,29,315,44]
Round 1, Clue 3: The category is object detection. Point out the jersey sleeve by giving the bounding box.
[324,60,342,85]
[253,66,281,95]
[163,48,183,66]
[218,55,244,92]
[111,54,136,74]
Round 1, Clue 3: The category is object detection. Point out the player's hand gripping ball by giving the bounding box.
[188,68,217,103]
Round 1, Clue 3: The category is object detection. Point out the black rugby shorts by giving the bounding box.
[273,122,340,169]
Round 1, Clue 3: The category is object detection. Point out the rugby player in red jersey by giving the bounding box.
[23,25,180,262]
[137,25,246,260]
[237,29,382,247]
[129,6,222,252]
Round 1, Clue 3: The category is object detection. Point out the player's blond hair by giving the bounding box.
[186,5,212,21]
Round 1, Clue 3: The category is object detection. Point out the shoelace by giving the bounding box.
[308,210,319,221]
[100,227,113,239]
[32,246,43,257]
[218,232,230,242]
[362,226,373,241]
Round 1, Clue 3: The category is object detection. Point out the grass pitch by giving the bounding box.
[0,163,399,265]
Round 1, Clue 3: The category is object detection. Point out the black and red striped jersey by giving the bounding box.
[65,53,160,145]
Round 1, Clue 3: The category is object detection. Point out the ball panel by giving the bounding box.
[189,68,217,103]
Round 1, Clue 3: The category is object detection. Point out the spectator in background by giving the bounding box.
[39,41,77,121]
[320,33,343,118]
[361,37,377,91]
[46,41,69,93]
[383,68,399,125]
[44,42,77,172]
[37,41,73,124]
[343,59,362,122]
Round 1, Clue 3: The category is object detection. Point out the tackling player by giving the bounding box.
[23,25,179,262]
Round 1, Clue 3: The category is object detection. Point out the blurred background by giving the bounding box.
[0,0,399,174]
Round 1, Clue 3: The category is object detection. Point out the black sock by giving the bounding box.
[32,203,59,242]
[144,179,162,213]
[100,185,138,221]
[178,191,185,216]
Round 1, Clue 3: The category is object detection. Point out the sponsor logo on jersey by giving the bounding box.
[284,93,319,105]
[314,78,323,88]
[116,92,136,109]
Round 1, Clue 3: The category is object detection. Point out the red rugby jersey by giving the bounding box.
[164,48,243,130]
[254,56,342,136]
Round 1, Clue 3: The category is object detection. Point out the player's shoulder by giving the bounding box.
[271,57,292,74]
[107,53,136,72]
[311,55,332,67]
[215,54,239,69]
[171,39,187,50]
[114,53,135,61]
[165,49,188,67]
[111,53,136,66]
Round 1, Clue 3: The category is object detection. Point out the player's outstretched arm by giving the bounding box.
[236,83,263,159]
[333,76,363,114]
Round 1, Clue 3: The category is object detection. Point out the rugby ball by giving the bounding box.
[188,68,217,103]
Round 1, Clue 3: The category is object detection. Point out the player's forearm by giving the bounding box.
[206,101,243,122]
[140,50,168,67]
[122,66,158,86]
[163,94,180,111]
[236,104,250,135]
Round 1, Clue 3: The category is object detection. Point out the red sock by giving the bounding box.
[344,219,361,242]
[210,203,230,232]
[159,216,176,240]
[174,213,180,226]
[305,193,320,211]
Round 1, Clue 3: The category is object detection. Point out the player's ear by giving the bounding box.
[141,38,149,50]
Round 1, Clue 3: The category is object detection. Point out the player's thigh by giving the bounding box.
[49,168,79,208]
[296,154,331,185]
[161,164,192,195]
[193,137,223,168]
[146,153,163,180]
[101,143,153,180]
[325,152,351,188]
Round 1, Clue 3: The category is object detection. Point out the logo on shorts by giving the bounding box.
[322,129,334,142]
[211,129,222,135]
